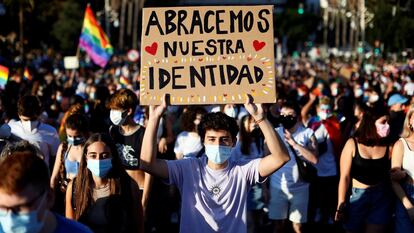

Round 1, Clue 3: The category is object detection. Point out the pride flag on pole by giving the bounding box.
[119,76,130,86]
[0,65,9,89]
[79,5,113,68]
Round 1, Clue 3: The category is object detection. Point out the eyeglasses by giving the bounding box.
[0,190,45,216]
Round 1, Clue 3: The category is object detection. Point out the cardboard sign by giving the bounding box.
[140,6,276,105]
[64,56,79,69]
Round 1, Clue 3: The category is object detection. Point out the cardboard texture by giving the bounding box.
[140,5,276,105]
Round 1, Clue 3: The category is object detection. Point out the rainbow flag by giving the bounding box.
[120,76,130,86]
[23,67,32,81]
[0,65,9,89]
[79,5,113,68]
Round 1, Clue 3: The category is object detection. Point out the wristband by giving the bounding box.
[254,117,265,124]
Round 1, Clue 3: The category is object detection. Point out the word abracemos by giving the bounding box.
[145,9,271,36]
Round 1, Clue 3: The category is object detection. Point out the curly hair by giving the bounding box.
[181,107,207,132]
[107,88,138,112]
[198,112,239,142]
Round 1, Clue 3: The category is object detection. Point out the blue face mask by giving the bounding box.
[67,136,85,146]
[0,194,46,233]
[87,158,112,177]
[205,145,233,164]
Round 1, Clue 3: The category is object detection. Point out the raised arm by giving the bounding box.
[139,97,169,179]
[301,93,317,125]
[244,95,290,178]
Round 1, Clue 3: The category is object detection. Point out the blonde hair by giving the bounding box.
[401,105,414,138]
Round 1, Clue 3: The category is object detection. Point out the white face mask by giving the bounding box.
[354,89,363,97]
[21,120,39,132]
[110,110,127,126]
[224,107,238,118]
[369,95,379,103]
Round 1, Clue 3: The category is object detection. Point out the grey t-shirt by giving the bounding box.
[166,156,263,233]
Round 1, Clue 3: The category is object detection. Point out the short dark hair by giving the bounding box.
[65,113,90,135]
[0,149,49,194]
[280,101,301,116]
[17,95,41,118]
[198,112,239,142]
[0,140,44,160]
[181,107,207,132]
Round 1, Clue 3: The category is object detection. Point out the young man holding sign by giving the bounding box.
[140,95,289,233]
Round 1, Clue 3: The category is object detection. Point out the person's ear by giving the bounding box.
[127,108,134,116]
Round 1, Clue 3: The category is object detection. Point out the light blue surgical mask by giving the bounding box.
[87,158,112,177]
[67,136,85,146]
[0,193,46,233]
[205,145,232,164]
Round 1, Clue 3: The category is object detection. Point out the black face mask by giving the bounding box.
[279,115,297,129]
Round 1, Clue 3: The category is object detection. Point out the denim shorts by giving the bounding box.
[395,183,414,233]
[344,184,393,232]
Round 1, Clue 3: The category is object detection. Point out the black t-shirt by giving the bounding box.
[109,125,145,170]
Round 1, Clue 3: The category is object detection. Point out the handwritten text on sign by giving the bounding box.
[140,6,276,105]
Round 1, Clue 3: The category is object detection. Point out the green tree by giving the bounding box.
[51,1,83,53]
[4,0,34,63]
[366,0,414,53]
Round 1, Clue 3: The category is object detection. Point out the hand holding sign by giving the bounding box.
[244,94,265,122]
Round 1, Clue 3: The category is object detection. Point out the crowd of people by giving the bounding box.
[1,47,414,233]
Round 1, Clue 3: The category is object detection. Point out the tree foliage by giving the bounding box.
[51,1,83,53]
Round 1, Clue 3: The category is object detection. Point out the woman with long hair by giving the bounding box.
[336,110,393,233]
[391,105,414,232]
[50,113,90,213]
[231,114,265,233]
[65,133,143,233]
[174,106,206,159]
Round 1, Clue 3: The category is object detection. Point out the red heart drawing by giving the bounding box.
[174,60,178,64]
[155,60,160,64]
[247,56,253,61]
[198,58,203,61]
[253,40,266,51]
[222,56,227,60]
[223,93,228,97]
[145,42,158,55]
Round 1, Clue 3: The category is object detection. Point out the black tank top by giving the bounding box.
[350,138,390,185]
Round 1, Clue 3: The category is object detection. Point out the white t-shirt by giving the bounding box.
[270,126,314,191]
[400,138,414,179]
[8,120,60,166]
[404,82,414,96]
[166,157,264,233]
[312,123,338,177]
[174,131,203,159]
